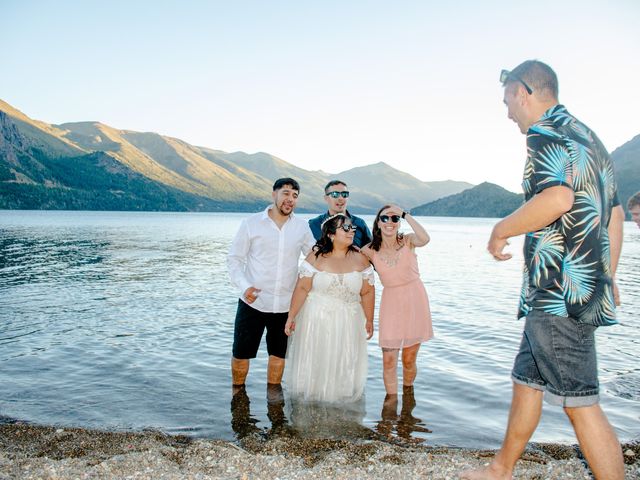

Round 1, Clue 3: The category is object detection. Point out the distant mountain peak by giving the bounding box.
[0,97,526,214]
[412,182,524,218]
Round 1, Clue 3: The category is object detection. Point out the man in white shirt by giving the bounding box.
[227,178,315,388]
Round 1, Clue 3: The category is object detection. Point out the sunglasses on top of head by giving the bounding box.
[379,215,401,224]
[500,69,533,95]
[326,191,350,199]
[339,223,356,232]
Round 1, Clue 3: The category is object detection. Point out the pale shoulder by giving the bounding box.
[359,243,374,259]
[351,250,372,269]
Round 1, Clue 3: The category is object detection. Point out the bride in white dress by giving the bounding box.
[284,213,375,403]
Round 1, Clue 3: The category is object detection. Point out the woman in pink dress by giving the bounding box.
[362,205,433,395]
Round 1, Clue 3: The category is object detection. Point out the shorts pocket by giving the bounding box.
[577,323,597,346]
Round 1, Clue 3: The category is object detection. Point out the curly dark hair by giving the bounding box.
[313,213,358,258]
[370,205,404,251]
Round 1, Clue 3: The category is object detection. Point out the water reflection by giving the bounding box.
[287,397,372,439]
[375,386,432,444]
[230,384,291,440]
[266,383,290,436]
[230,385,260,439]
[1,212,638,447]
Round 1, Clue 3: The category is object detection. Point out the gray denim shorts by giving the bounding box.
[511,309,599,407]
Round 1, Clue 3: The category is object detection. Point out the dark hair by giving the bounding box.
[369,205,404,251]
[313,213,358,258]
[628,191,640,210]
[508,60,558,100]
[273,177,300,192]
[324,179,347,193]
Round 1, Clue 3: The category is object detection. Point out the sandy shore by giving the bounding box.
[0,423,638,479]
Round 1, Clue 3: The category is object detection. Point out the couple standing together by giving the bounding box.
[227,178,433,403]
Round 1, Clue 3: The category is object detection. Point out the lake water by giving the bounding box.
[0,210,638,449]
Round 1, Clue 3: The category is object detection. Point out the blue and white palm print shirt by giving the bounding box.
[518,104,620,326]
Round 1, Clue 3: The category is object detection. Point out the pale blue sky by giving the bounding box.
[2,0,638,192]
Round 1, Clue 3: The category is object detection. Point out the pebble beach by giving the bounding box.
[1,423,638,479]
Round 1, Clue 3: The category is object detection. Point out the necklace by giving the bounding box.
[378,243,403,267]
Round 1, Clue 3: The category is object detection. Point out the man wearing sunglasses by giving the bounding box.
[462,60,625,479]
[309,180,372,249]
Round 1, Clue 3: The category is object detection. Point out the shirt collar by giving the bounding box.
[324,210,353,219]
[537,104,568,123]
[262,205,295,222]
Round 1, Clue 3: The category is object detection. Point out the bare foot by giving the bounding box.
[459,464,512,480]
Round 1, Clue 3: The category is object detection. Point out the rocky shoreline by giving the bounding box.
[1,423,638,479]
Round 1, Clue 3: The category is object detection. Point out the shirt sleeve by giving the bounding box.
[527,133,574,195]
[227,219,252,295]
[361,219,373,245]
[308,216,322,241]
[298,260,317,278]
[301,224,316,257]
[361,265,375,286]
[612,191,620,207]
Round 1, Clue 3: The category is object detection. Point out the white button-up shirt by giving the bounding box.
[227,206,315,313]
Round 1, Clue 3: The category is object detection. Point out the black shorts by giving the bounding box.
[232,300,288,359]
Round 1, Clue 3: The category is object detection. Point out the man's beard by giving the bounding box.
[278,203,293,216]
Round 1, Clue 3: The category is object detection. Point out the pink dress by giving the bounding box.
[371,244,433,349]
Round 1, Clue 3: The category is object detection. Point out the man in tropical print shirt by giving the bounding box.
[462,60,625,480]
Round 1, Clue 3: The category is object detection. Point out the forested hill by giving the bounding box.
[411,182,523,218]
[0,99,470,213]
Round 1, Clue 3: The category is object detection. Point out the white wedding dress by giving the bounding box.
[284,260,375,403]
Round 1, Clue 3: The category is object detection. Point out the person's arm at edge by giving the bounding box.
[227,220,253,295]
[284,274,313,335]
[357,253,375,339]
[361,282,375,339]
[488,185,575,261]
[361,217,373,245]
[404,212,430,248]
[608,204,624,305]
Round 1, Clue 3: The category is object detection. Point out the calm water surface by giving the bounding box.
[1,210,638,448]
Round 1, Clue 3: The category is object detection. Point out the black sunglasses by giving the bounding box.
[326,191,350,199]
[500,69,533,95]
[379,215,401,224]
[339,224,356,232]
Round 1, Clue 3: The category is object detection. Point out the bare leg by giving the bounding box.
[564,404,624,480]
[460,382,543,479]
[232,357,249,386]
[401,343,420,386]
[267,355,285,384]
[382,349,399,395]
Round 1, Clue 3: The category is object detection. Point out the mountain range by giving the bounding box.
[0,99,470,214]
[412,182,524,218]
[0,98,637,217]
[411,134,639,219]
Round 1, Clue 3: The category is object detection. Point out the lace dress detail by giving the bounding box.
[284,260,370,402]
[298,261,316,278]
[361,265,375,286]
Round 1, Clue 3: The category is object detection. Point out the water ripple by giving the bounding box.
[0,212,638,448]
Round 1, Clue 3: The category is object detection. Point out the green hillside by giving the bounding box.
[412,182,524,218]
[2,96,637,215]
